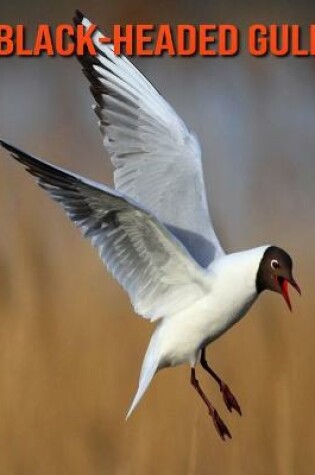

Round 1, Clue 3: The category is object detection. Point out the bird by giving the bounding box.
[0,10,301,441]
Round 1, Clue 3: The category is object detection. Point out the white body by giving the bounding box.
[127,246,268,417]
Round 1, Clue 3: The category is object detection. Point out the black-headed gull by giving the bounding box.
[0,11,301,441]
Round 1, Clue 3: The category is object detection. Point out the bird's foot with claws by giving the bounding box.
[210,409,232,441]
[220,382,242,415]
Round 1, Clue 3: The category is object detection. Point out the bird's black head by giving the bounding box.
[256,246,301,311]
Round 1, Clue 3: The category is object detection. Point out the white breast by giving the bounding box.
[157,246,269,367]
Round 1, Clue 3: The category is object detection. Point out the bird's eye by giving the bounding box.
[271,259,280,270]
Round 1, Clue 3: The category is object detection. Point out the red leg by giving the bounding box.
[190,368,231,441]
[200,348,241,416]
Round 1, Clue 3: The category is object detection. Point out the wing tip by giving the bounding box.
[73,9,84,25]
[0,138,17,155]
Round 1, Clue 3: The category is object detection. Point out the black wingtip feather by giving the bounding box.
[71,11,114,112]
[0,139,31,169]
[0,139,17,155]
[0,139,79,190]
[0,139,32,165]
[74,9,84,25]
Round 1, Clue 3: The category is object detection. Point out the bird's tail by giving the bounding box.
[126,330,161,420]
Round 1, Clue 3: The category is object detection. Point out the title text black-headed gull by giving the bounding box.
[0,11,301,440]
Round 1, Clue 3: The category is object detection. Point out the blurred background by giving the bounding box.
[0,1,314,474]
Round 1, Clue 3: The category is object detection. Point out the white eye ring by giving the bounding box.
[271,259,279,270]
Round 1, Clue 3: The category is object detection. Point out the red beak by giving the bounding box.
[280,277,301,312]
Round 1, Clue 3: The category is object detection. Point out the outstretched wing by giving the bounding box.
[74,11,225,267]
[0,140,212,320]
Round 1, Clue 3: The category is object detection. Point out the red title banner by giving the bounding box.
[0,24,315,57]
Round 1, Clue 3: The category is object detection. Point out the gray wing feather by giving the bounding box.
[74,12,225,267]
[0,140,211,320]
